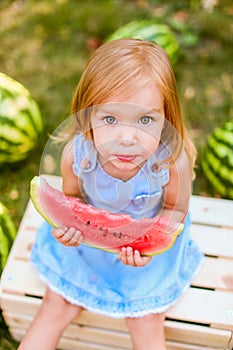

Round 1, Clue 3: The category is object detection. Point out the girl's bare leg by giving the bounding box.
[126,312,166,350]
[18,288,82,350]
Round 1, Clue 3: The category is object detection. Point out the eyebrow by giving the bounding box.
[144,108,164,116]
[95,106,164,117]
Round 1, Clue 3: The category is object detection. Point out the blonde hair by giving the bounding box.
[61,38,196,170]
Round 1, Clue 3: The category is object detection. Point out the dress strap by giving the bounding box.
[72,134,97,177]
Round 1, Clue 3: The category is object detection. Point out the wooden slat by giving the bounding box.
[64,322,130,348]
[227,335,233,350]
[190,195,233,228]
[3,312,131,349]
[74,314,232,348]
[11,228,35,261]
[58,337,121,350]
[10,328,120,350]
[0,259,45,297]
[165,320,231,348]
[6,329,230,350]
[0,293,41,316]
[192,256,233,290]
[10,327,222,350]
[3,310,231,349]
[74,310,126,332]
[191,224,233,258]
[166,342,222,350]
[59,337,229,350]
[73,312,232,347]
[191,256,233,291]
[167,288,233,330]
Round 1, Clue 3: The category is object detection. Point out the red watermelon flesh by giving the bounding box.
[30,176,183,255]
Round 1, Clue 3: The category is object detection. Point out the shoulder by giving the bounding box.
[62,134,91,172]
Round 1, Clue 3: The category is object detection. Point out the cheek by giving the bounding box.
[92,128,113,154]
[92,127,105,145]
[140,129,161,155]
[143,138,160,156]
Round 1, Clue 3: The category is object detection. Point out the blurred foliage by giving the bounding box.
[0,311,18,350]
[0,0,232,347]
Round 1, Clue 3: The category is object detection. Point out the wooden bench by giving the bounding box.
[1,175,233,350]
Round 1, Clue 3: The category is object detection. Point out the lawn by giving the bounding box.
[0,0,232,348]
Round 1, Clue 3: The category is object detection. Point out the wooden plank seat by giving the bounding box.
[1,175,233,350]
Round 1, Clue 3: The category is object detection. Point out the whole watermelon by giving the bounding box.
[0,202,16,273]
[201,120,233,199]
[107,20,179,66]
[0,72,43,165]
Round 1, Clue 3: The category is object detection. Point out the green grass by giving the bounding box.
[0,0,232,347]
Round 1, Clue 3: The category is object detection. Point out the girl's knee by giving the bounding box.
[42,288,82,318]
[43,289,66,309]
[126,313,166,350]
[126,312,165,326]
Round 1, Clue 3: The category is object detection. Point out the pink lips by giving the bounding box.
[116,155,136,162]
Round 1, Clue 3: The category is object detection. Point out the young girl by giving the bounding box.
[18,39,203,350]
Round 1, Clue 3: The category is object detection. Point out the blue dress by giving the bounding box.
[31,135,203,318]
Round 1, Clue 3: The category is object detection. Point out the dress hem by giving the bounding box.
[33,254,204,319]
[38,273,181,317]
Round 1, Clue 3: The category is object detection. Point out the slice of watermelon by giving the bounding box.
[30,176,183,255]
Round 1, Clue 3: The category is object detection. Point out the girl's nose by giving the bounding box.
[118,124,138,146]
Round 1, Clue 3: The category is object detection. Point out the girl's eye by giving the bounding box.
[139,116,153,125]
[103,116,117,125]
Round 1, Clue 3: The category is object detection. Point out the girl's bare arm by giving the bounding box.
[52,139,84,246]
[61,139,84,198]
[162,148,193,223]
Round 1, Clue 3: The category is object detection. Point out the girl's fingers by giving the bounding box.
[70,229,83,245]
[134,251,152,266]
[119,247,136,266]
[52,227,83,246]
[118,247,127,265]
[119,247,152,267]
[52,227,67,238]
[125,247,136,266]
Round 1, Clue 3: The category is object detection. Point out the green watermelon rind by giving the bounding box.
[201,120,233,199]
[0,226,10,271]
[106,20,179,66]
[0,72,43,165]
[30,176,184,256]
[30,176,59,228]
[0,203,16,271]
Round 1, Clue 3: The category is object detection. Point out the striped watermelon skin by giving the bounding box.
[0,72,43,165]
[201,120,233,199]
[107,20,179,66]
[0,202,16,272]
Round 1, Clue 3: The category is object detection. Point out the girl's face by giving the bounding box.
[91,85,165,180]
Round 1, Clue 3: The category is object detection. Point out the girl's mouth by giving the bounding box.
[116,155,136,162]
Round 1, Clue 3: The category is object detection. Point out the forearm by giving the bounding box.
[160,207,188,223]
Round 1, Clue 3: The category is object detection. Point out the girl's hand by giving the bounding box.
[52,227,83,247]
[118,247,152,267]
